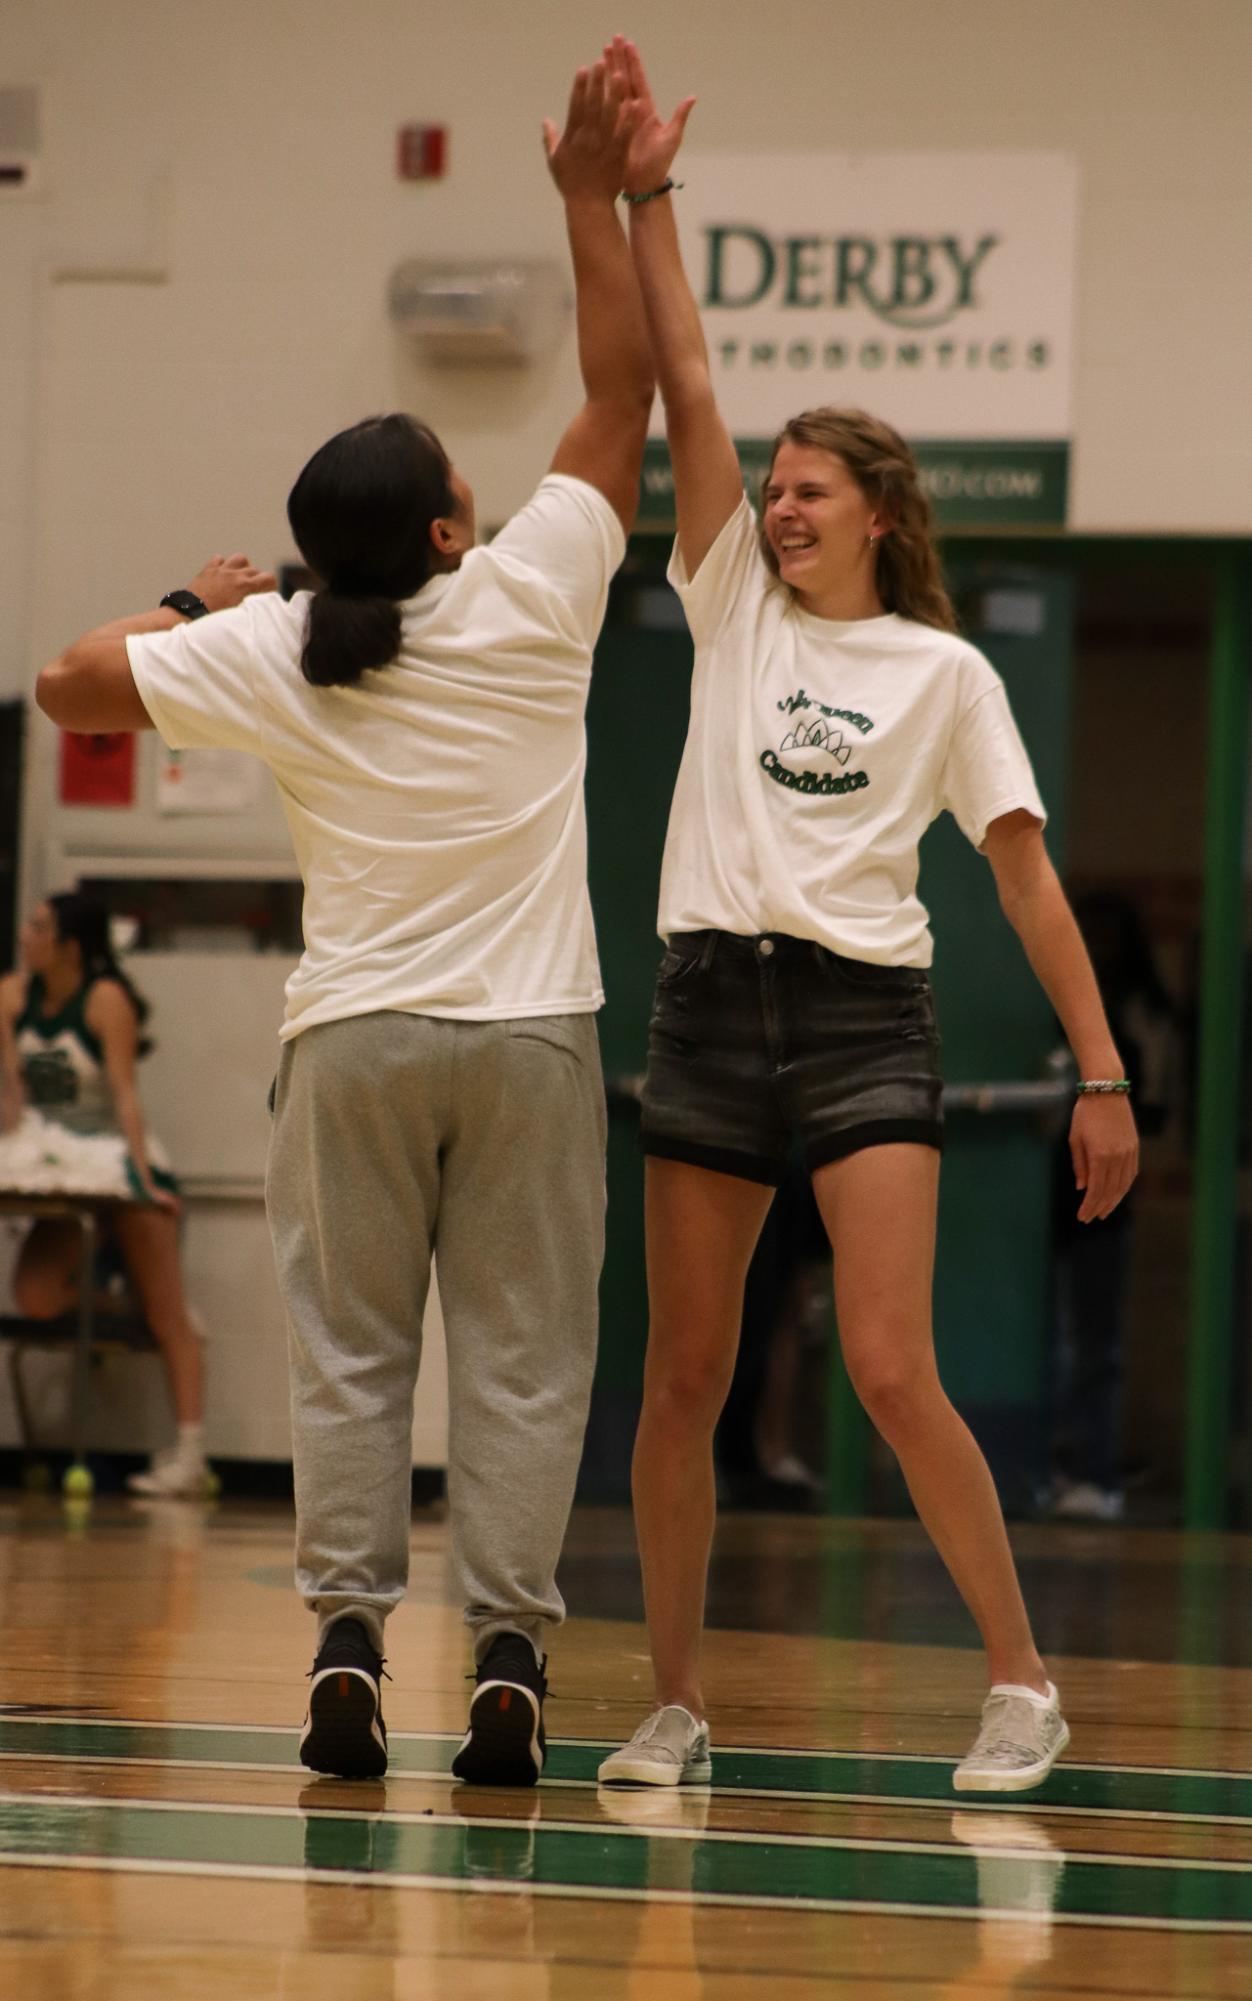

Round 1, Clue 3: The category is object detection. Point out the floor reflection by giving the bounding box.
[945,1811,1065,1992]
[297,1778,399,1995]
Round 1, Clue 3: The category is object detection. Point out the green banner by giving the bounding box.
[639,437,1068,530]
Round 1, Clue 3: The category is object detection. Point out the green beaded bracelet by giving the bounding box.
[622,179,683,205]
[1075,1079,1132,1095]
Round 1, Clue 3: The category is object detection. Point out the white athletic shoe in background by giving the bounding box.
[127,1443,216,1499]
[1049,1479,1125,1523]
[954,1682,1069,1792]
[598,1705,712,1787]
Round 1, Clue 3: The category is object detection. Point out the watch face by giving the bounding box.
[161,590,207,618]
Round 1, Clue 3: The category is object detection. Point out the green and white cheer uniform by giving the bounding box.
[0,975,176,1200]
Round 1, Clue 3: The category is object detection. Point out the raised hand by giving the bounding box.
[542,55,637,201]
[604,36,695,198]
[186,552,277,612]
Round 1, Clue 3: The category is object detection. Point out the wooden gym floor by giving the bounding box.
[1,1495,1250,1998]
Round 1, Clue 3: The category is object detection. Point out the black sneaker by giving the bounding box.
[300,1617,389,1779]
[450,1633,548,1787]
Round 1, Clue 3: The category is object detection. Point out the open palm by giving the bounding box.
[543,58,633,201]
[605,36,695,197]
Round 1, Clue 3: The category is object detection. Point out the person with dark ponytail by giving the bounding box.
[37,48,654,1784]
[0,893,212,1496]
[286,416,457,688]
[592,42,1137,1796]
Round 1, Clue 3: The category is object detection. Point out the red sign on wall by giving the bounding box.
[396,124,446,180]
[59,731,136,808]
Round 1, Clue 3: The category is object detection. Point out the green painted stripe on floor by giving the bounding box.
[1,1793,1251,1929]
[636,1749,1252,1826]
[12,1785,1252,1879]
[3,1719,1252,1825]
[0,1720,287,1767]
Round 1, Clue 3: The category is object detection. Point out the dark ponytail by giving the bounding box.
[48,892,153,1056]
[301,594,402,689]
[286,413,456,689]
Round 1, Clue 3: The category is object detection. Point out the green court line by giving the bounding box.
[8,1785,1252,1881]
[2,1753,1244,1837]
[1,1791,1251,1931]
[16,1714,1252,1782]
[3,1718,1252,1826]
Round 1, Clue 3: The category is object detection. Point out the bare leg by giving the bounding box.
[633,1158,774,1719]
[12,1219,87,1320]
[110,1205,204,1426]
[812,1144,1047,1692]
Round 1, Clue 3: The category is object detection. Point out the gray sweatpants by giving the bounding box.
[265,1009,606,1663]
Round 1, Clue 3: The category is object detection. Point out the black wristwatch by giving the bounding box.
[159,589,210,620]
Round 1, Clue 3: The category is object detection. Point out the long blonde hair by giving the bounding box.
[760,408,957,633]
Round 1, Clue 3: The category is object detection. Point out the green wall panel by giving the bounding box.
[923,567,1074,1491]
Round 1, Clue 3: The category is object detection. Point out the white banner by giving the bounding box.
[664,152,1077,443]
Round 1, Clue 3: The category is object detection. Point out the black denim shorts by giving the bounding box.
[640,929,943,1186]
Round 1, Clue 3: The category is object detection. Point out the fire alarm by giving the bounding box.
[397,125,446,181]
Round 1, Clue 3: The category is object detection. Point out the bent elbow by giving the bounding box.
[35,658,72,724]
[996,863,1052,936]
[607,382,656,432]
[659,364,716,420]
[995,882,1026,934]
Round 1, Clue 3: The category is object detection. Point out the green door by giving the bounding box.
[922,564,1075,1510]
[582,616,693,1499]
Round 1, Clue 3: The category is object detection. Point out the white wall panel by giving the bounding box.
[2,0,1248,711]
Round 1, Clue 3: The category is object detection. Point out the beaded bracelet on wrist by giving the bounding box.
[1075,1079,1132,1095]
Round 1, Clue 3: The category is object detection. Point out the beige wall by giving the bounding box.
[2,0,1250,709]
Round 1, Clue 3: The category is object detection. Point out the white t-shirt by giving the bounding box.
[128,474,624,1037]
[660,498,1046,967]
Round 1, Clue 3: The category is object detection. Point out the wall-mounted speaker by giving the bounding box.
[388,258,570,364]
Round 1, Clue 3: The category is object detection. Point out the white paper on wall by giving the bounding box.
[157,747,263,815]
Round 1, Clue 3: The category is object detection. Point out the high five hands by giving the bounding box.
[543,36,695,201]
[604,37,696,199]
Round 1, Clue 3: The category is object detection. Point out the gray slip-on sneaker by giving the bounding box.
[953,1682,1069,1793]
[598,1705,712,1787]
